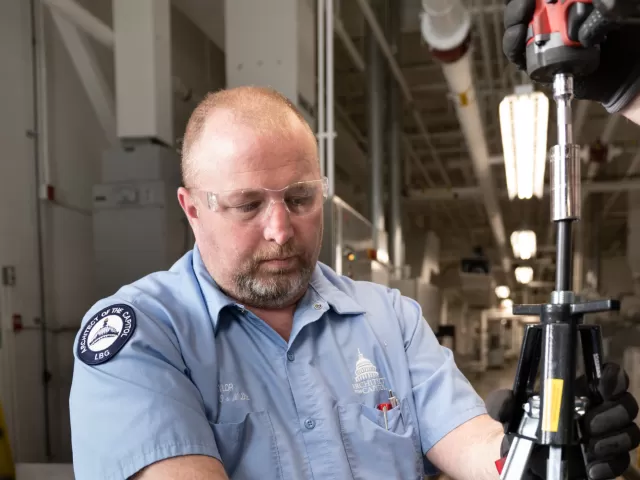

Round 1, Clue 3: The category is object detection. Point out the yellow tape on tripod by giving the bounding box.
[542,378,564,432]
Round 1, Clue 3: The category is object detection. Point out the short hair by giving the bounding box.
[180,86,315,187]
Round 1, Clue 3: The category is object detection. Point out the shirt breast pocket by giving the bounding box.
[211,411,284,480]
[337,398,424,480]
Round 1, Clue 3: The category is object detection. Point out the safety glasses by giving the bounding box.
[191,177,329,223]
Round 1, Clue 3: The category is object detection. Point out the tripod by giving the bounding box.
[496,74,620,480]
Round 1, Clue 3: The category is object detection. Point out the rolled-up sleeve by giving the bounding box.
[69,298,220,480]
[392,292,487,465]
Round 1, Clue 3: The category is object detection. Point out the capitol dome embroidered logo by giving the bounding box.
[77,304,136,365]
[352,349,386,394]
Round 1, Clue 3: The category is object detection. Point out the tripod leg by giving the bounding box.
[547,446,565,480]
[502,434,536,480]
[508,325,542,434]
[574,325,606,475]
[579,324,604,401]
[501,404,541,480]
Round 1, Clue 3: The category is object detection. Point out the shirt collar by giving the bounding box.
[192,245,236,328]
[309,263,366,315]
[192,245,366,330]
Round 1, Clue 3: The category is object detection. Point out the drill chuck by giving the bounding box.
[526,34,599,83]
[525,0,600,83]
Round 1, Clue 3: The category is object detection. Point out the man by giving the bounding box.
[70,10,639,480]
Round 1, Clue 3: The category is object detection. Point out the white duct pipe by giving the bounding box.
[420,0,470,52]
[420,0,511,274]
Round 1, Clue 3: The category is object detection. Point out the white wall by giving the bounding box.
[0,0,48,464]
[171,6,226,143]
[0,0,226,463]
[44,0,112,461]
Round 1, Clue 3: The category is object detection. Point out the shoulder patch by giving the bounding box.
[77,304,136,365]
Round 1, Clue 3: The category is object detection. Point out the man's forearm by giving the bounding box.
[453,416,505,480]
[621,93,640,126]
[427,413,505,479]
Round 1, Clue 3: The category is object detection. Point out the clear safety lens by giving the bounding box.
[205,177,328,222]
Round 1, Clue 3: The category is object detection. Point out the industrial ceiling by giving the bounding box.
[171,0,637,291]
[332,0,638,288]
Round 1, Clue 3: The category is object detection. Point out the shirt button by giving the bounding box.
[304,418,315,430]
[287,352,295,362]
[313,302,322,310]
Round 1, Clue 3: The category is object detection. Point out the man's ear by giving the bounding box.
[177,187,199,221]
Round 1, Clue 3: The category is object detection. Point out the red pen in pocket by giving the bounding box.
[376,402,393,430]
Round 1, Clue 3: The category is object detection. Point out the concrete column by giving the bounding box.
[113,0,173,145]
[440,294,449,326]
[628,191,640,284]
[459,302,469,356]
[573,229,584,293]
[225,0,316,128]
[367,3,385,249]
[589,195,602,290]
[388,0,404,278]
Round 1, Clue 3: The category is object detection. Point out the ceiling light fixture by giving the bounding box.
[495,285,510,299]
[515,265,534,284]
[501,298,514,310]
[499,84,549,200]
[511,230,537,260]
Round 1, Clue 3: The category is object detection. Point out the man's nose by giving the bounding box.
[263,201,294,245]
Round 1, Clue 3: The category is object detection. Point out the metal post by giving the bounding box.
[325,0,335,197]
[551,73,579,293]
[29,0,52,459]
[367,2,384,249]
[574,225,584,294]
[389,0,403,277]
[591,196,601,291]
[317,0,325,177]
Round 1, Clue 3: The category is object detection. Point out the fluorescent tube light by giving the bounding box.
[499,86,549,200]
[511,230,537,260]
[515,265,534,284]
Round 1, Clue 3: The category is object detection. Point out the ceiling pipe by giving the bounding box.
[419,0,512,274]
[354,0,452,186]
[353,0,472,236]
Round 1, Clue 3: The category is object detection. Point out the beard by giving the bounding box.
[231,242,316,309]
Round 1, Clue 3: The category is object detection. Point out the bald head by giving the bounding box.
[181,86,316,187]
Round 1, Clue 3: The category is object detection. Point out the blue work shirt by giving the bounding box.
[69,245,487,480]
